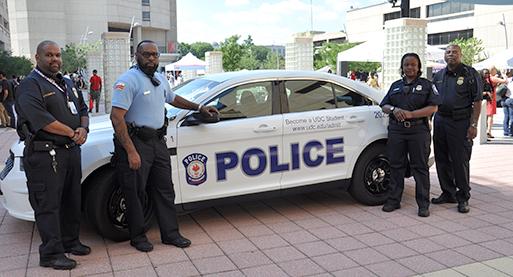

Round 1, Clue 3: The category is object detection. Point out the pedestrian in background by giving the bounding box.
[503,70,513,137]
[0,71,15,128]
[15,40,90,270]
[431,44,483,213]
[89,69,102,113]
[380,53,440,217]
[110,40,218,252]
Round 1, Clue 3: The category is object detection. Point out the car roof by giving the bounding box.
[198,70,384,102]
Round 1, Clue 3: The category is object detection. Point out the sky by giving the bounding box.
[176,0,385,46]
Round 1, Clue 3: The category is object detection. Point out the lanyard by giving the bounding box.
[34,68,70,102]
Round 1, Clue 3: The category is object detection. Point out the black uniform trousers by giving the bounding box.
[23,145,82,260]
[433,114,472,202]
[114,134,179,243]
[386,126,431,209]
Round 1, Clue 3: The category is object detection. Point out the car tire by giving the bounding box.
[85,169,154,242]
[349,143,390,206]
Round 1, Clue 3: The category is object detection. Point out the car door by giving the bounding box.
[176,81,284,204]
[280,80,372,189]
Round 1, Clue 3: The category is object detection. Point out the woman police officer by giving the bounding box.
[380,53,441,217]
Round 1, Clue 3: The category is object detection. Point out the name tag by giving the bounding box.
[143,90,151,95]
[68,101,78,115]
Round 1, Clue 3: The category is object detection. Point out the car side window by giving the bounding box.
[208,81,273,120]
[285,80,336,113]
[332,84,373,107]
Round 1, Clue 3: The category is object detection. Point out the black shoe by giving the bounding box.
[418,208,430,217]
[40,256,77,270]
[162,235,191,248]
[130,240,153,252]
[382,203,400,212]
[64,243,91,256]
[458,201,470,213]
[431,194,457,204]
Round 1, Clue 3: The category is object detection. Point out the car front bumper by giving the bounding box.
[0,154,35,221]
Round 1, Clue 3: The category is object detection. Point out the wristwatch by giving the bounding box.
[389,106,395,112]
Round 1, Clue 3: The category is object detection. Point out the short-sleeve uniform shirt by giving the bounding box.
[380,77,441,131]
[432,64,483,113]
[16,69,88,144]
[111,67,176,129]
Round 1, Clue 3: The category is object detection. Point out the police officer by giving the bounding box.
[380,53,441,217]
[110,40,219,252]
[15,40,90,270]
[431,44,483,213]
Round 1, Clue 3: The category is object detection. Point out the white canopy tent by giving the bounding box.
[165,52,206,71]
[473,49,513,70]
[337,34,445,64]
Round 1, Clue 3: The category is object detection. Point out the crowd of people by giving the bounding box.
[480,66,513,138]
[348,69,381,89]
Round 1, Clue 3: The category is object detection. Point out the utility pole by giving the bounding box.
[500,13,509,49]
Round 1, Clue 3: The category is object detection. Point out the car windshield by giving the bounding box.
[166,78,221,117]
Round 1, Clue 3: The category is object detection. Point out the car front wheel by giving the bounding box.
[349,143,390,205]
[85,169,153,242]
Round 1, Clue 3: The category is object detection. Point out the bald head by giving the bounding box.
[444,44,462,68]
[36,40,59,55]
[35,40,62,74]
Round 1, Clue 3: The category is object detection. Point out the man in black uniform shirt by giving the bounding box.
[15,40,91,270]
[431,44,483,213]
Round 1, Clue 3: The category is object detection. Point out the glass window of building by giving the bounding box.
[383,7,420,24]
[142,11,151,21]
[142,0,150,6]
[428,29,473,45]
[427,2,474,17]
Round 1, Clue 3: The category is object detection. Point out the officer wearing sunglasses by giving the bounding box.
[110,40,218,252]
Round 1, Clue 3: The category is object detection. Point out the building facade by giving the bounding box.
[7,0,177,59]
[0,0,9,51]
[346,0,513,56]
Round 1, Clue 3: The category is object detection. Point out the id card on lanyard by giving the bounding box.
[34,69,77,114]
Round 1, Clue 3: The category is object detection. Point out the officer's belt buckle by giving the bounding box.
[403,121,411,128]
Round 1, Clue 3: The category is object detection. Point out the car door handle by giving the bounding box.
[346,116,365,123]
[254,125,277,133]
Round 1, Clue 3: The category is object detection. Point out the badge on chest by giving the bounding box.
[68,101,78,115]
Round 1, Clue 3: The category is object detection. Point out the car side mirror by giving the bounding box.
[182,112,220,126]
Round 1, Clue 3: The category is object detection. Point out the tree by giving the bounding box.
[61,43,87,73]
[314,42,359,70]
[178,42,191,56]
[189,42,214,59]
[220,35,245,71]
[261,52,284,69]
[449,37,484,65]
[0,51,33,77]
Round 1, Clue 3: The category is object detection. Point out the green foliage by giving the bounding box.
[61,43,85,73]
[178,42,214,59]
[348,62,381,73]
[220,35,245,71]
[314,42,359,70]
[261,52,284,69]
[449,37,484,65]
[0,51,33,76]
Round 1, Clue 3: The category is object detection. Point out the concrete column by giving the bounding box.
[478,101,487,144]
[205,51,223,74]
[102,32,131,114]
[383,18,427,90]
[285,35,313,71]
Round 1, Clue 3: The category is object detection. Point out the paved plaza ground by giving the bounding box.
[0,109,512,276]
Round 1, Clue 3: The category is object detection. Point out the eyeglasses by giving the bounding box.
[138,52,160,58]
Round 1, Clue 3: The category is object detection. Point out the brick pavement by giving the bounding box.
[0,113,512,276]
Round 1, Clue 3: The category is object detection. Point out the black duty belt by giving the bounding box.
[437,107,472,120]
[389,119,426,128]
[31,140,77,152]
[127,123,166,141]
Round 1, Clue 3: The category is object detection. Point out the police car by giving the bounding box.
[1,70,392,241]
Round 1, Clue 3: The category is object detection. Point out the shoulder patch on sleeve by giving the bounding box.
[432,84,439,95]
[114,82,126,91]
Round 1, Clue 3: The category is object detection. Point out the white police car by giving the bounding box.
[1,70,391,241]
